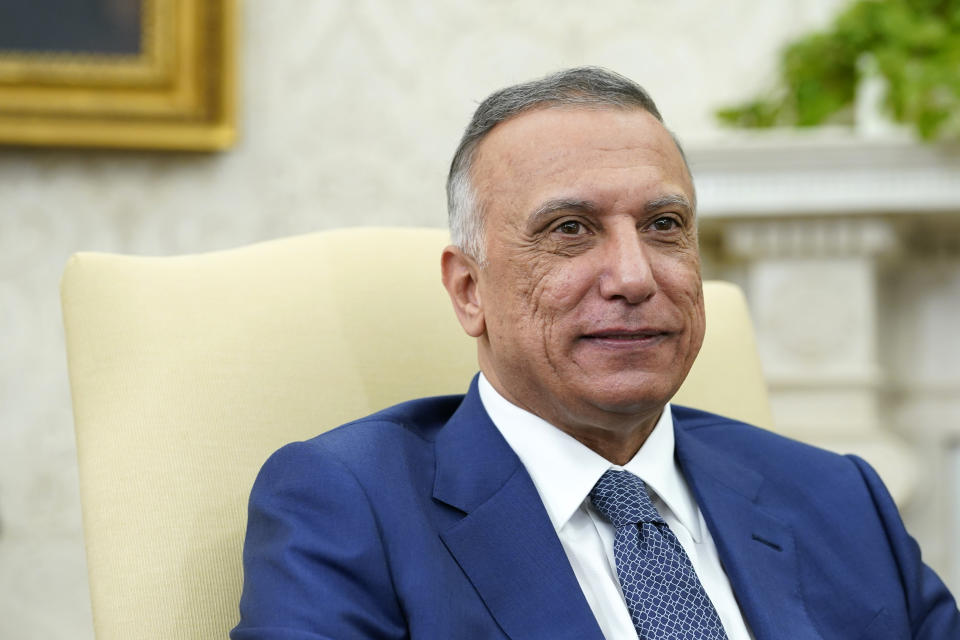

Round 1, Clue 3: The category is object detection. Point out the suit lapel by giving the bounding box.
[674,413,824,640]
[433,380,605,640]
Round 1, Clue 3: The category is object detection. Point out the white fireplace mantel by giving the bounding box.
[687,129,960,218]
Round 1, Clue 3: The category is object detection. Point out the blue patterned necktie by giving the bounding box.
[590,469,728,640]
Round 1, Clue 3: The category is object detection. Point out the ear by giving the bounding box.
[441,245,485,338]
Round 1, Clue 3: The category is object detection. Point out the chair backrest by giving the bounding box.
[61,227,771,639]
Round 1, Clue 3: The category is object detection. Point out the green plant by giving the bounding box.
[716,0,960,140]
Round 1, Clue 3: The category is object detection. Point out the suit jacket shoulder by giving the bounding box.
[671,404,960,640]
[233,388,605,640]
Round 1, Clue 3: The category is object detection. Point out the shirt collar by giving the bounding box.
[477,373,703,543]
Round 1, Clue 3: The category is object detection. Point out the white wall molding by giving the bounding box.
[722,218,899,258]
[689,131,960,217]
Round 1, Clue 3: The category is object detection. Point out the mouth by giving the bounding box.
[581,329,672,345]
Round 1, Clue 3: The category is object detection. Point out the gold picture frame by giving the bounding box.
[0,0,237,151]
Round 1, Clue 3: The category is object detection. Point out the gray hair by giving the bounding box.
[446,66,689,264]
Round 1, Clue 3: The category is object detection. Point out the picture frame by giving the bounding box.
[0,0,237,151]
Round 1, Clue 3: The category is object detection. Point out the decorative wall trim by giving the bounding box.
[689,131,960,217]
[723,218,898,258]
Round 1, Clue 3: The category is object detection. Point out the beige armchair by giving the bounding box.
[61,227,770,639]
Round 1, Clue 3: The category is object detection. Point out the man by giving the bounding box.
[232,68,959,639]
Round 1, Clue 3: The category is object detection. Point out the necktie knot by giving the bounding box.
[589,469,664,528]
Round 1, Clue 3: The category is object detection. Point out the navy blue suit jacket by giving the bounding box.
[233,379,960,639]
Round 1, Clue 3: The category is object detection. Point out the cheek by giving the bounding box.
[655,254,705,321]
[534,274,596,355]
[688,289,706,347]
[534,259,596,309]
[675,271,706,352]
[507,255,586,313]
[500,260,593,354]
[483,261,549,341]
[655,245,701,291]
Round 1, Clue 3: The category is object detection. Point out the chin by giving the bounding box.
[580,378,679,416]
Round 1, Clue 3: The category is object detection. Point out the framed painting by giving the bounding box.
[0,0,237,151]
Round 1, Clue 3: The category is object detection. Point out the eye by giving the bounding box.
[554,220,586,235]
[650,216,680,232]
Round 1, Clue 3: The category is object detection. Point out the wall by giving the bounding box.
[5,0,945,637]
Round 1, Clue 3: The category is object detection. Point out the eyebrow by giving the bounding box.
[527,193,693,227]
[645,194,692,214]
[528,198,599,226]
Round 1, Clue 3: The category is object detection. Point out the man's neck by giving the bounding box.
[478,370,663,465]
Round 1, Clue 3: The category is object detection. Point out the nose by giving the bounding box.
[597,230,657,304]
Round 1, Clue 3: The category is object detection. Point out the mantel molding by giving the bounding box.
[687,130,960,218]
[723,218,899,258]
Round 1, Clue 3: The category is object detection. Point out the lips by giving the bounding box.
[581,328,671,341]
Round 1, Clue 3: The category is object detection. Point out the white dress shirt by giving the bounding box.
[478,374,754,640]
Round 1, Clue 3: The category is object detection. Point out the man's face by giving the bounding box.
[466,106,704,438]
